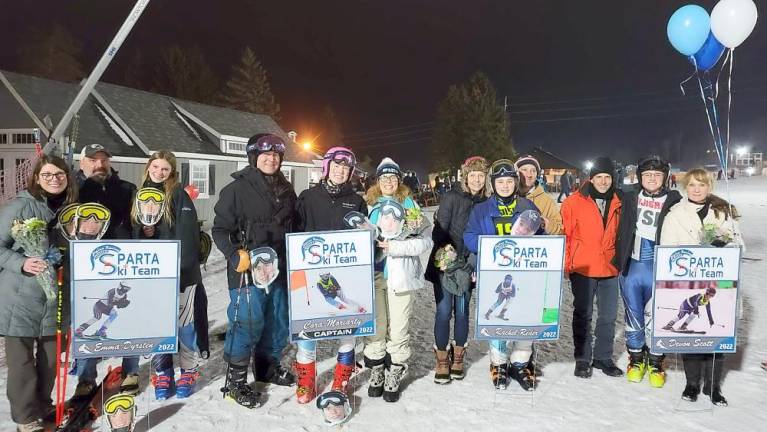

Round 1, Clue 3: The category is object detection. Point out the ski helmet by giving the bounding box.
[117,282,131,294]
[489,159,517,195]
[322,147,357,179]
[246,133,286,167]
[320,272,332,281]
[504,274,513,286]
[705,287,717,297]
[637,155,670,181]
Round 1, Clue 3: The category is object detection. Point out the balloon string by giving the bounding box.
[723,49,735,232]
[693,57,723,169]
[679,60,697,96]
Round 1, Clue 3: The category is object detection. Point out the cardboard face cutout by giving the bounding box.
[511,209,542,236]
[74,203,111,240]
[376,200,405,240]
[343,211,380,237]
[57,203,80,240]
[135,187,165,226]
[250,247,279,289]
[316,390,352,426]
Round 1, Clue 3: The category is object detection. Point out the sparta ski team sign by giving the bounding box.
[286,230,375,342]
[70,240,180,359]
[651,245,741,354]
[475,235,566,340]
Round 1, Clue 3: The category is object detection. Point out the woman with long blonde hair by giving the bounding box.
[132,150,208,400]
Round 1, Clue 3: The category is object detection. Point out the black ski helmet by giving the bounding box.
[705,287,717,297]
[637,155,670,183]
[117,282,131,294]
[503,274,513,286]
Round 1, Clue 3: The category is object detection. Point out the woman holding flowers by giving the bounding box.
[0,155,76,432]
[363,157,432,403]
[660,167,744,407]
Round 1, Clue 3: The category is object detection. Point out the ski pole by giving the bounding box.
[221,275,245,397]
[656,306,678,311]
[55,266,65,426]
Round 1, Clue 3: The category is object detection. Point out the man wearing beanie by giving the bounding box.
[212,133,297,408]
[515,155,563,235]
[561,156,623,379]
[464,159,542,391]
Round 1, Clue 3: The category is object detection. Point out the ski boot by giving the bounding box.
[382,362,408,403]
[254,355,295,387]
[153,369,175,400]
[294,361,316,404]
[484,310,492,320]
[433,346,451,385]
[449,343,466,380]
[663,321,675,331]
[365,356,386,398]
[509,364,537,391]
[176,368,200,399]
[223,364,261,409]
[647,354,666,388]
[332,362,355,394]
[96,326,108,338]
[626,349,647,383]
[74,324,89,338]
[680,323,689,331]
[490,363,509,389]
[496,308,509,321]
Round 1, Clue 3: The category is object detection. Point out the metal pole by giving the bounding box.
[43,0,151,154]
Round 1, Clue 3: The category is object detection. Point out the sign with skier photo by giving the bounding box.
[70,240,180,359]
[651,245,741,354]
[286,229,375,342]
[475,235,565,340]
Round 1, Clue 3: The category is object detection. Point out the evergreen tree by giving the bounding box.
[152,45,218,104]
[430,71,514,171]
[17,24,84,81]
[219,46,280,119]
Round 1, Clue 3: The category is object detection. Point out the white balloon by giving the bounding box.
[711,0,759,48]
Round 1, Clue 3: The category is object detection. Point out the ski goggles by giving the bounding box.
[57,203,80,239]
[104,394,135,414]
[246,135,286,155]
[326,150,357,167]
[136,187,164,203]
[379,200,404,220]
[76,203,111,222]
[74,203,111,240]
[249,247,278,266]
[489,159,517,178]
[104,393,136,432]
[135,187,166,226]
[316,390,349,409]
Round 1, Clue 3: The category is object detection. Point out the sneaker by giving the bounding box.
[176,369,199,399]
[682,384,699,402]
[16,419,44,432]
[574,361,592,378]
[120,373,140,395]
[153,371,175,400]
[592,359,623,377]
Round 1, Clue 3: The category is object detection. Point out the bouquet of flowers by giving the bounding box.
[434,244,458,271]
[404,207,424,231]
[10,217,60,300]
[701,223,732,248]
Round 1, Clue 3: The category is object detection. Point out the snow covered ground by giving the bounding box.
[2,177,766,431]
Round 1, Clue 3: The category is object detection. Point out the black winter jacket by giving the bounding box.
[425,188,486,284]
[614,185,682,274]
[295,182,367,232]
[76,169,136,240]
[212,166,296,288]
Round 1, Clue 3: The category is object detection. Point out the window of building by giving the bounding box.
[0,134,7,144]
[12,133,36,144]
[189,160,210,198]
[227,141,247,154]
[0,158,4,195]
[281,166,293,182]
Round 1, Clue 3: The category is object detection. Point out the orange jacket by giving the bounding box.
[561,182,622,277]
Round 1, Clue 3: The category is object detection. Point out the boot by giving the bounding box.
[663,321,675,331]
[449,344,466,380]
[702,354,727,406]
[153,369,175,400]
[223,363,261,409]
[626,349,647,383]
[682,384,700,402]
[96,326,108,338]
[647,353,666,388]
[433,346,451,384]
[509,364,537,391]
[490,363,508,389]
[16,419,44,432]
[254,354,295,386]
[176,368,200,399]
[294,361,316,404]
[331,362,355,394]
[496,308,509,321]
[382,363,408,403]
[484,309,492,320]
[365,356,386,398]
[74,324,89,338]
[680,323,689,331]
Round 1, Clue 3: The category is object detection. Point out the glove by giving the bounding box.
[711,239,727,248]
[231,249,251,273]
[337,303,347,310]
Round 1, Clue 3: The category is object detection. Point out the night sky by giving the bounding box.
[2,0,766,174]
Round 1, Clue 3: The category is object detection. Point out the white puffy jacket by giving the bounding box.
[385,232,433,293]
[660,199,745,251]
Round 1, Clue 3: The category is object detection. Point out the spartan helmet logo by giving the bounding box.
[135,188,165,226]
[74,203,111,240]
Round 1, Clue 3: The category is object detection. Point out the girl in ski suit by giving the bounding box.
[463,159,542,391]
[363,157,432,403]
[0,155,77,432]
[132,150,208,400]
[293,147,368,404]
[425,156,489,384]
[660,168,744,406]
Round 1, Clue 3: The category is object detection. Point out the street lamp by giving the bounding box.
[736,146,748,156]
[585,160,594,171]
[302,142,312,151]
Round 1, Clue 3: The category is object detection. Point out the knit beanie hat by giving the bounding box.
[589,157,615,179]
[514,155,541,173]
[376,157,402,178]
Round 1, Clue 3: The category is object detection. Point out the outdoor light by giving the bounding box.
[746,167,755,176]
[303,142,312,150]
[585,161,594,170]
[736,146,748,156]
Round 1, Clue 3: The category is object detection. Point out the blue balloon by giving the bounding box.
[667,5,711,56]
[689,32,726,71]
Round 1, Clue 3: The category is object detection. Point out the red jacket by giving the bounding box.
[561,182,622,277]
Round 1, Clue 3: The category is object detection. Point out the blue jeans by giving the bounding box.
[223,284,288,366]
[433,284,472,350]
[77,356,139,383]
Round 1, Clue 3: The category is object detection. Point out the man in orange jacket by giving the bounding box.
[561,157,623,379]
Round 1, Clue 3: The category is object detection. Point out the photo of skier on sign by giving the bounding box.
[662,288,716,333]
[483,274,517,321]
[75,282,132,339]
[316,272,367,313]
